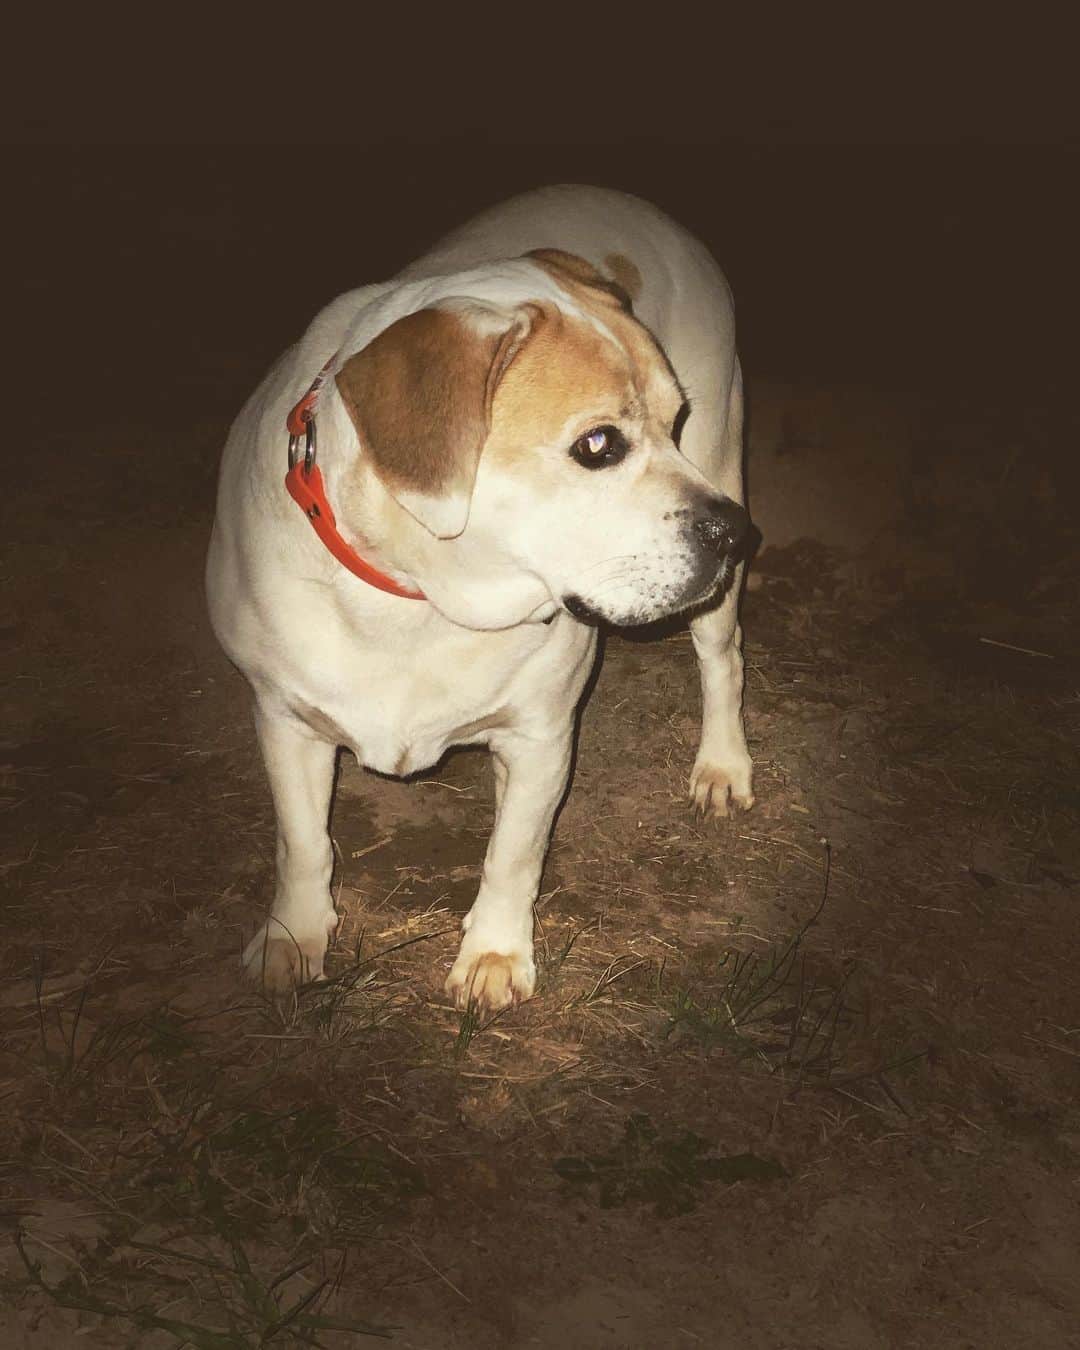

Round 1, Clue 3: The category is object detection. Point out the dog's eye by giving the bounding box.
[569,425,628,469]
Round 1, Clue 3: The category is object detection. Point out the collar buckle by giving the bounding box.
[283,352,427,602]
[287,415,317,475]
[287,357,333,474]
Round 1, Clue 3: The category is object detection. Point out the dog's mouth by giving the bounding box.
[562,588,705,629]
[689,556,734,608]
[562,594,604,626]
[563,565,730,629]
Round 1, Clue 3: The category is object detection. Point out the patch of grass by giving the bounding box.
[662,840,850,1076]
[210,1101,424,1201]
[453,1002,480,1059]
[664,949,854,1077]
[12,1227,392,1345]
[253,922,455,1039]
[577,954,649,1007]
[537,917,599,991]
[6,956,427,1346]
[554,1112,785,1216]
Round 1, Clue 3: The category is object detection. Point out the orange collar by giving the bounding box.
[284,358,427,601]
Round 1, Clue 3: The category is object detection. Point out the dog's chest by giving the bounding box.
[289,616,590,777]
[293,682,503,777]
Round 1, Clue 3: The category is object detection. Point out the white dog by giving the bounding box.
[206,185,753,1013]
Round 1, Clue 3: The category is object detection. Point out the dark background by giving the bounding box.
[6,16,1077,468]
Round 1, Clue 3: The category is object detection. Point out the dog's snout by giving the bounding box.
[693,498,749,558]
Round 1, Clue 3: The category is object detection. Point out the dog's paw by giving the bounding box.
[446,942,536,1014]
[242,914,336,995]
[689,755,755,819]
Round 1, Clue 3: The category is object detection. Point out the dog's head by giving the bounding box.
[335,250,748,627]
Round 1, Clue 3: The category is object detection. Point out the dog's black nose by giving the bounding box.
[693,497,750,558]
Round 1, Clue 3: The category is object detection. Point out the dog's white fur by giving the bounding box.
[206,185,753,1011]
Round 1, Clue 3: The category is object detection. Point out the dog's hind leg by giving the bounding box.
[689,579,753,816]
[682,355,754,818]
[242,706,339,993]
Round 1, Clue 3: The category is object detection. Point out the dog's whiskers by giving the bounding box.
[576,553,648,579]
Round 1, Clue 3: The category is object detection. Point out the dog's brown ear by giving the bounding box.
[527,248,638,311]
[335,302,534,538]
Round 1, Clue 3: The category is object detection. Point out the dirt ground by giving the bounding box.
[2,149,1079,1348]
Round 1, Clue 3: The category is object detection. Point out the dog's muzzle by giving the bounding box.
[561,496,752,628]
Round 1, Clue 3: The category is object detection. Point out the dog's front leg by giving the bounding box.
[446,725,573,1014]
[242,706,339,992]
[689,572,755,817]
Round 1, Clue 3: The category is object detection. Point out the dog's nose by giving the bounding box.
[693,497,750,557]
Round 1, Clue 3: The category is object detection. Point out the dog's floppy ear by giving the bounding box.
[527,248,638,312]
[335,302,534,538]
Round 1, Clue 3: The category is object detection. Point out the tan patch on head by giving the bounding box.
[522,250,682,447]
[527,248,635,312]
[605,253,642,303]
[488,302,681,465]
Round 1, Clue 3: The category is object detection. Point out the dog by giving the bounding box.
[206,184,754,1013]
